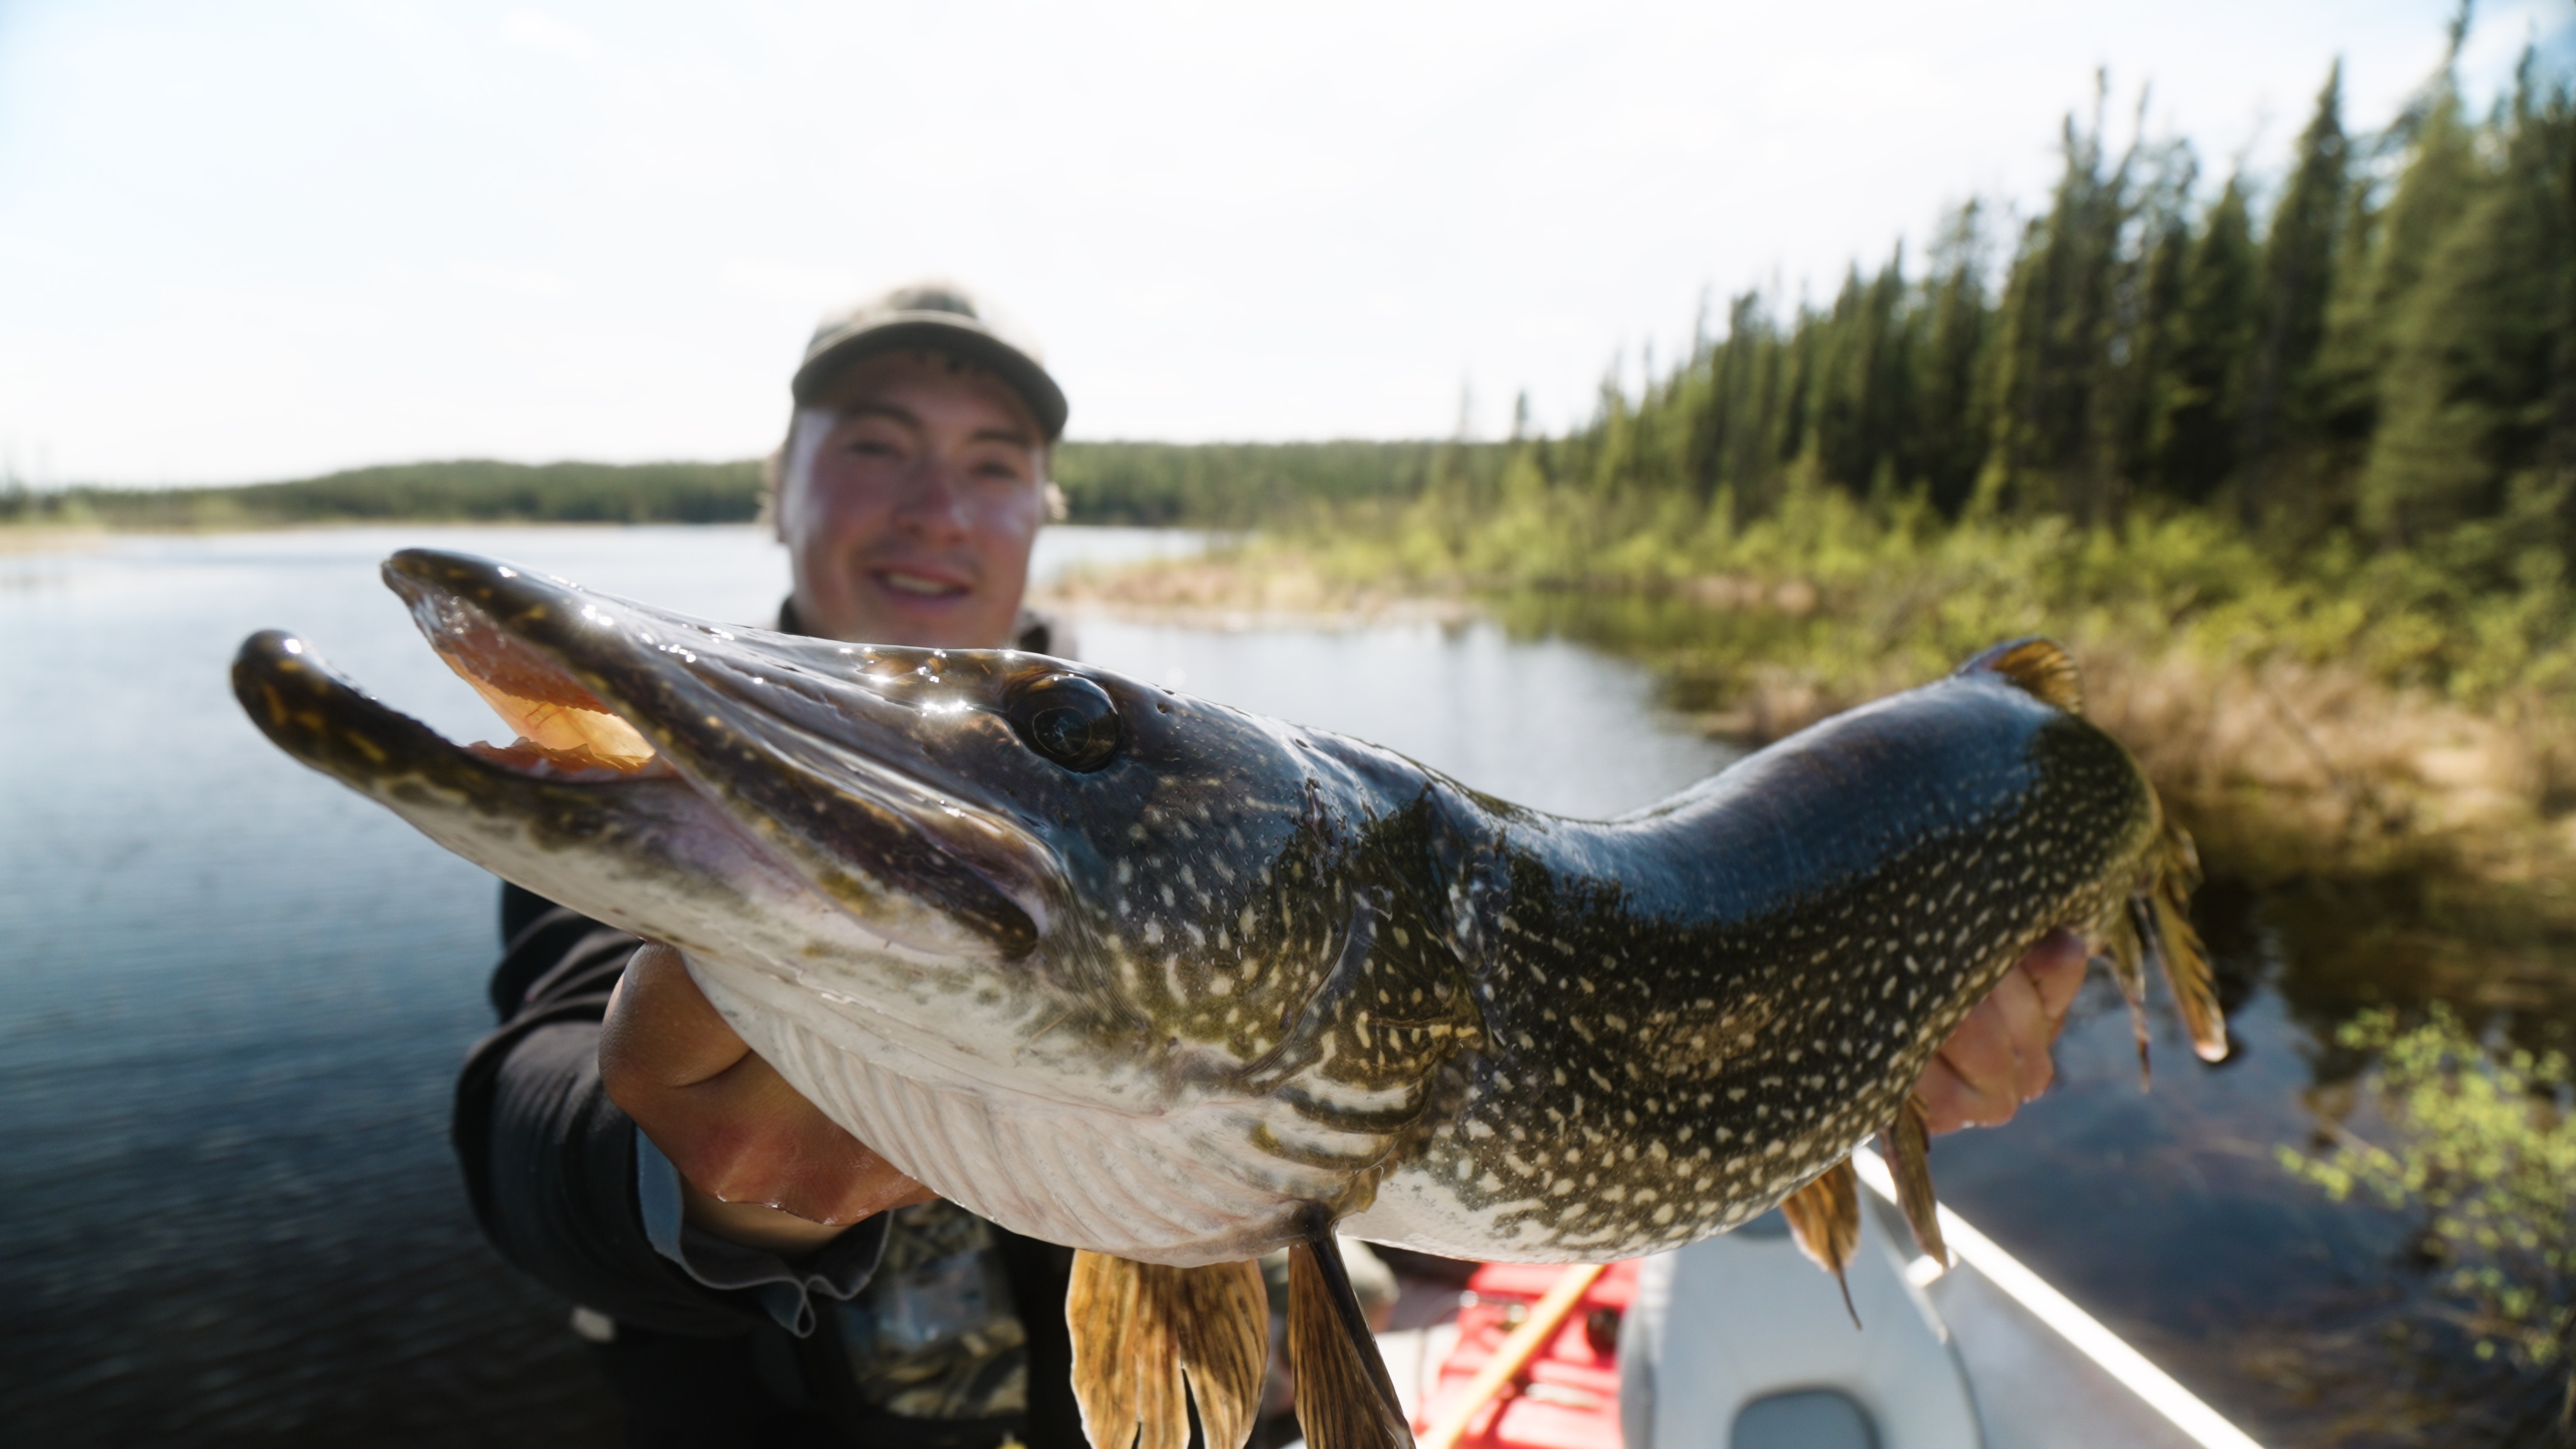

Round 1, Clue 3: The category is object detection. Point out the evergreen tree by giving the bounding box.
[1808,251,1916,494]
[2331,65,2481,538]
[2241,63,2351,525]
[1979,82,2159,522]
[1913,203,1992,515]
[2148,173,2259,502]
[2361,57,2576,547]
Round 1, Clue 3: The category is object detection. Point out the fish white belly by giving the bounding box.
[694,958,1385,1265]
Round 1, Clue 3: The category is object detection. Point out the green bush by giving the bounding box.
[2280,1007,2576,1372]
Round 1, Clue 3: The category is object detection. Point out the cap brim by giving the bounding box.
[791,315,1069,441]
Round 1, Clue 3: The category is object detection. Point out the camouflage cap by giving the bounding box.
[792,282,1067,441]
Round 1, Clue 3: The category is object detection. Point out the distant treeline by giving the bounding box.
[0,459,769,528]
[0,442,1457,530]
[1050,440,1458,525]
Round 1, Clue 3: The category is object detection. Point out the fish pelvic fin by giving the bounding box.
[2141,818,2228,1063]
[1884,1094,1950,1267]
[1779,1158,1864,1329]
[1067,1251,1269,1449]
[1288,1211,1414,1449]
[2101,906,2155,1089]
[1959,636,2084,714]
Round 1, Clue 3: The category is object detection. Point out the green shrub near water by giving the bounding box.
[2280,1008,2576,1376]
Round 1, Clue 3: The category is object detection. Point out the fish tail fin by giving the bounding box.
[1067,1250,1269,1449]
[2140,817,2228,1063]
[1288,1212,1414,1449]
[1779,1158,1864,1329]
[1884,1094,1949,1267]
[1958,636,2085,713]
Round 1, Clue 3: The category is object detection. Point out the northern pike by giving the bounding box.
[233,550,2224,1449]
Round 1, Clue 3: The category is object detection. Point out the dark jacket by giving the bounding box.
[451,609,1084,1449]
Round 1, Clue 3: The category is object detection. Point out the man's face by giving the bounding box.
[775,350,1048,649]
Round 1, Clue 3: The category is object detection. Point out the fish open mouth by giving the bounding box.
[232,548,1058,957]
[399,562,671,780]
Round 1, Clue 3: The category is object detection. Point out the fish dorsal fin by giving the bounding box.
[1779,1158,1864,1328]
[1960,636,2085,713]
[1067,1251,1269,1449]
[1287,1215,1414,1449]
[1885,1094,1949,1267]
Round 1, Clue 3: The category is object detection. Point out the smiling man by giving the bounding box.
[454,283,2089,1449]
[773,289,1067,652]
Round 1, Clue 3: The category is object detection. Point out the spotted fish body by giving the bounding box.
[233,552,2218,1435]
[1336,672,2169,1262]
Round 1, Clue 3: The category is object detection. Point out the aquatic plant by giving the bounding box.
[2280,1007,2576,1380]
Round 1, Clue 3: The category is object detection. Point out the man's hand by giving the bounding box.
[1916,931,2090,1134]
[599,943,935,1257]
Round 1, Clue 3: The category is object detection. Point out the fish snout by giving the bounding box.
[231,630,422,787]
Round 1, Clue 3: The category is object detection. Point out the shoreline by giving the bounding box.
[1043,552,2576,924]
[0,525,111,554]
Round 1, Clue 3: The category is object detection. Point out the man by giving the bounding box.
[457,282,2090,1449]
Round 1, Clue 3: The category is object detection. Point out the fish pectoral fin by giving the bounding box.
[2146,819,2228,1064]
[1067,1251,1269,1449]
[1288,1214,1414,1449]
[1885,1093,1950,1267]
[1959,636,2084,713]
[1779,1158,1864,1329]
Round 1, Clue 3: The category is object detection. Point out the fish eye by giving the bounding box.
[1006,673,1121,772]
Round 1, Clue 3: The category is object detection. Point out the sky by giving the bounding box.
[0,0,2567,486]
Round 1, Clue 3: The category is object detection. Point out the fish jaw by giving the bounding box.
[228,628,880,978]
[375,548,1063,962]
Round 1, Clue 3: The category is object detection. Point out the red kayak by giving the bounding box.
[1414,1261,1638,1449]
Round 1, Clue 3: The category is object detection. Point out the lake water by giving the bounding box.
[0,525,2534,1445]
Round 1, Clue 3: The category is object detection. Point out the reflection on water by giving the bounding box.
[1075,616,1736,820]
[2,526,2562,1445]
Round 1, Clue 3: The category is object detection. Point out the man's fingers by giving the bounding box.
[1916,1055,2017,1133]
[663,1048,934,1224]
[599,941,936,1229]
[601,942,750,1090]
[1919,933,2091,1135]
[1932,985,2021,1105]
[1984,963,2055,1102]
[2022,930,2089,1031]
